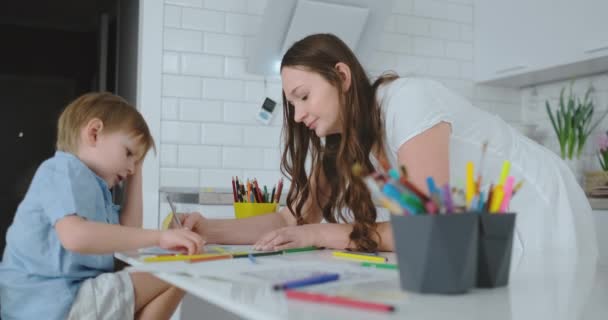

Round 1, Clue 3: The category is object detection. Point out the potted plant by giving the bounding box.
[545,83,608,182]
[584,131,608,197]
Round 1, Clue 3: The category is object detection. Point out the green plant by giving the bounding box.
[545,83,608,159]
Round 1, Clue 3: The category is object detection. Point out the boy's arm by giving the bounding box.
[119,164,143,227]
[56,215,160,254]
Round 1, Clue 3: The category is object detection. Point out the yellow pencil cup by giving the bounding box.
[234,202,278,219]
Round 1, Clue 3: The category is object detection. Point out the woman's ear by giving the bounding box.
[82,118,104,146]
[335,62,352,92]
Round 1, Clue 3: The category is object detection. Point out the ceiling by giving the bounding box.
[0,0,114,31]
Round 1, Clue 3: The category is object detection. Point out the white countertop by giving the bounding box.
[116,250,606,320]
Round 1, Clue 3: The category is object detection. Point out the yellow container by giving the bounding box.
[234,202,278,219]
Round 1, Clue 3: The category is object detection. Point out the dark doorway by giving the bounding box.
[0,0,138,253]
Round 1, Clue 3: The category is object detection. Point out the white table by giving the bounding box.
[116,250,607,320]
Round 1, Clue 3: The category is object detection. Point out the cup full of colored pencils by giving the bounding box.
[232,176,283,219]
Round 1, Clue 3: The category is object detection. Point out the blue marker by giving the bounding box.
[273,273,340,290]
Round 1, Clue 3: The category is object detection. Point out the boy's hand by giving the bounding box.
[159,229,205,255]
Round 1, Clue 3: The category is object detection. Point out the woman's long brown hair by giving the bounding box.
[280,34,397,252]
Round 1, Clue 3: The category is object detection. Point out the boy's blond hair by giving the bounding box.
[57,92,155,160]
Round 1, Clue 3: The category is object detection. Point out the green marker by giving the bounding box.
[361,262,398,270]
[283,246,319,254]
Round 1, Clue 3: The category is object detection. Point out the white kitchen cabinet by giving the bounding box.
[474,0,608,87]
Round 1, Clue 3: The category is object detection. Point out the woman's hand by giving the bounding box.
[159,228,205,255]
[253,224,321,251]
[178,212,207,235]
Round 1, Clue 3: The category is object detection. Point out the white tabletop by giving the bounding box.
[116,249,607,320]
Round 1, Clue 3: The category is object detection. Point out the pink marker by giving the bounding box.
[500,176,515,212]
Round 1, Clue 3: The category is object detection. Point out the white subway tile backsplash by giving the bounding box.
[181,53,224,76]
[200,169,242,188]
[460,61,473,79]
[202,123,243,145]
[245,81,265,102]
[396,16,431,36]
[161,98,179,120]
[369,52,399,72]
[384,15,397,32]
[179,99,222,121]
[413,37,444,57]
[263,148,281,170]
[161,121,200,144]
[203,78,246,100]
[223,101,258,124]
[396,55,428,75]
[429,20,460,40]
[460,24,473,41]
[392,0,414,14]
[414,0,473,24]
[163,75,202,98]
[493,102,523,123]
[243,126,281,148]
[379,33,411,54]
[246,0,267,15]
[178,145,221,167]
[204,0,248,13]
[224,57,264,80]
[181,8,225,32]
[427,58,460,78]
[204,33,246,56]
[474,85,521,103]
[164,5,181,27]
[223,147,264,169]
[226,13,262,35]
[164,28,203,51]
[160,144,178,166]
[165,0,203,8]
[163,52,180,73]
[161,168,200,188]
[445,41,473,61]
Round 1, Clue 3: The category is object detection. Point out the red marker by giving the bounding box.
[284,290,395,313]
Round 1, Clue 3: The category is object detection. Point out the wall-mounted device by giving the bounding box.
[256,97,277,125]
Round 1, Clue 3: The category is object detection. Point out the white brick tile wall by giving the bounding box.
[158,0,524,191]
[165,0,202,8]
[181,53,224,76]
[164,5,181,27]
[161,98,179,120]
[226,13,262,36]
[181,8,225,32]
[161,121,200,144]
[178,145,221,167]
[161,168,200,187]
[160,144,178,166]
[204,0,248,13]
[163,75,202,98]
[204,33,246,56]
[223,147,264,169]
[179,99,222,121]
[203,78,246,100]
[202,123,243,145]
[163,28,202,51]
[163,52,180,73]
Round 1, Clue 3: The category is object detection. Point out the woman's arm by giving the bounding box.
[119,164,143,227]
[397,121,451,195]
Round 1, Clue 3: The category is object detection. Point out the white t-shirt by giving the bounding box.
[376,77,597,256]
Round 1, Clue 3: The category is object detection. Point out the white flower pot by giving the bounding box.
[564,158,584,185]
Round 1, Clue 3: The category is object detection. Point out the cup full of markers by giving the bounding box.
[232,176,283,219]
[357,142,518,293]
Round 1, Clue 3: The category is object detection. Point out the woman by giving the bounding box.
[182,34,596,256]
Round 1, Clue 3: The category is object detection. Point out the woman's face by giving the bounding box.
[281,66,341,137]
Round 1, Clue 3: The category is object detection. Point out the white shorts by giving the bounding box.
[67,270,135,320]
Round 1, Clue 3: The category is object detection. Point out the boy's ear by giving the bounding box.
[82,118,104,146]
[335,62,352,92]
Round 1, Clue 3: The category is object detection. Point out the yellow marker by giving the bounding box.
[489,185,504,213]
[143,253,228,263]
[498,161,511,186]
[465,161,475,206]
[332,251,387,263]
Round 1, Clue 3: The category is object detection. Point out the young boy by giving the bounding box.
[0,92,204,320]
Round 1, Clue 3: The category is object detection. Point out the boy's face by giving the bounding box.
[84,129,140,188]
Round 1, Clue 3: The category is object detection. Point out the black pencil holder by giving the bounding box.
[476,213,516,288]
[390,213,478,294]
